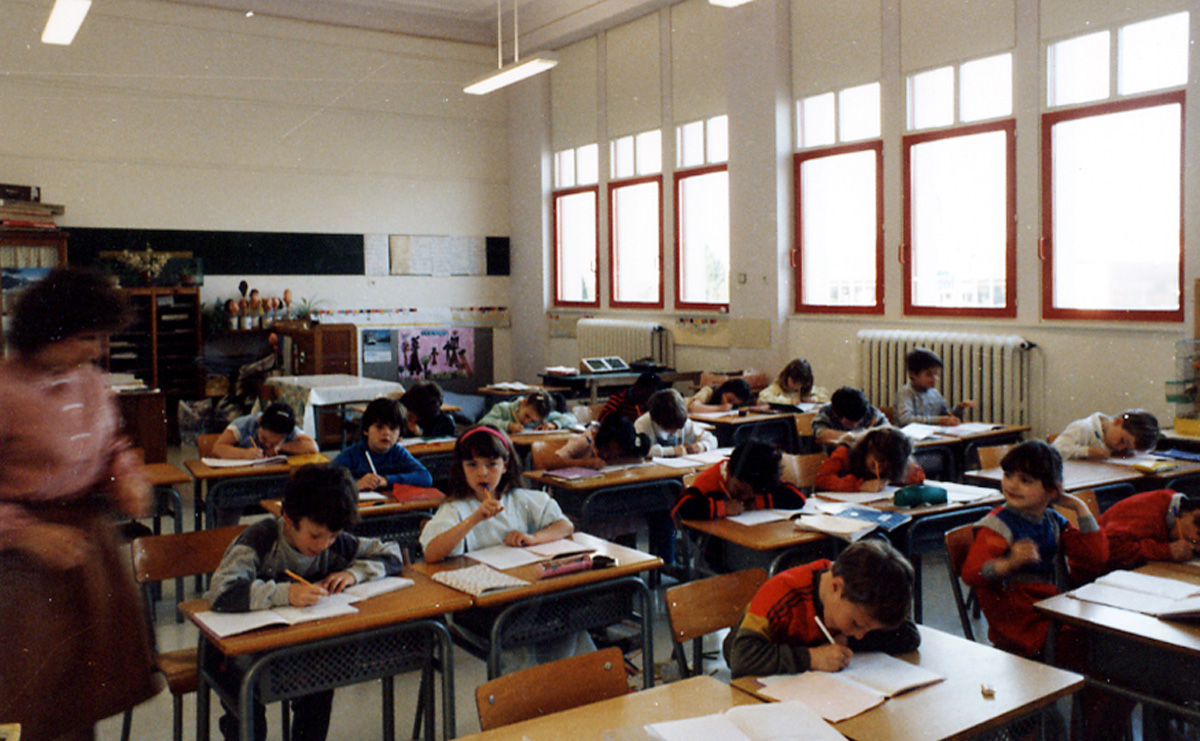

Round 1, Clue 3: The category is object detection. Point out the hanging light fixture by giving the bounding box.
[463,0,557,95]
[709,0,755,6]
[41,0,91,45]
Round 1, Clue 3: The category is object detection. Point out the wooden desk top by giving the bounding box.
[734,626,1082,741]
[400,438,456,456]
[407,533,661,609]
[508,429,578,447]
[688,409,795,427]
[143,462,191,487]
[179,568,472,657]
[912,424,1031,449]
[1035,563,1200,658]
[682,516,829,551]
[260,497,441,518]
[454,675,760,741]
[183,453,330,481]
[524,461,705,492]
[478,384,570,397]
[964,459,1144,492]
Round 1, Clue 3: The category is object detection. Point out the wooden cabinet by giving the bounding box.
[273,321,358,376]
[0,229,68,356]
[108,287,203,398]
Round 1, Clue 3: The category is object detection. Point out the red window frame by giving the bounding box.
[793,140,884,315]
[673,163,730,312]
[1040,90,1185,322]
[552,185,600,309]
[608,175,664,309]
[901,118,1016,318]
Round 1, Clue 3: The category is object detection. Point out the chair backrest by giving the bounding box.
[197,433,220,458]
[943,524,977,642]
[780,452,827,489]
[975,444,1013,471]
[131,525,248,584]
[666,568,767,645]
[571,404,606,426]
[880,405,897,424]
[530,439,571,470]
[795,412,816,438]
[474,646,628,731]
[1054,488,1099,528]
[913,445,957,483]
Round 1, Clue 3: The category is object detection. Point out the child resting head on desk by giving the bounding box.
[634,388,718,458]
[211,400,319,461]
[894,347,977,427]
[399,380,456,438]
[479,389,578,434]
[814,427,925,493]
[331,397,433,492]
[1050,408,1160,461]
[758,358,830,406]
[672,440,807,520]
[419,425,575,564]
[724,539,920,677]
[687,376,754,414]
[811,386,890,448]
[206,465,404,741]
[549,413,651,470]
[1100,489,1200,569]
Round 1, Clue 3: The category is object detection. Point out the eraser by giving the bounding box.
[980,683,996,699]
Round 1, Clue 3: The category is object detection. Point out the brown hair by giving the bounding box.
[446,425,521,500]
[775,359,814,397]
[831,539,914,627]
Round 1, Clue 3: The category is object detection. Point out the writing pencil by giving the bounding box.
[813,615,836,645]
[285,569,312,585]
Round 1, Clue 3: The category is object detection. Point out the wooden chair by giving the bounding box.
[880,405,897,424]
[974,443,1013,471]
[1054,488,1100,528]
[780,452,827,489]
[121,525,247,741]
[665,568,768,678]
[530,438,571,470]
[795,411,816,438]
[197,432,220,458]
[474,647,628,731]
[944,524,979,642]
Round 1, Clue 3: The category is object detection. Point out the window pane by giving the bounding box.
[612,181,661,304]
[1052,103,1181,311]
[908,66,955,130]
[707,115,729,163]
[678,121,705,168]
[612,136,634,179]
[555,150,575,189]
[960,54,1012,122]
[636,130,662,175]
[910,130,1008,309]
[800,92,836,148]
[1119,12,1189,95]
[800,150,878,307]
[1048,31,1109,107]
[577,144,599,185]
[555,190,597,303]
[839,83,881,142]
[678,170,730,305]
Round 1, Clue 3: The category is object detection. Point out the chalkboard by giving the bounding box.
[67,228,364,275]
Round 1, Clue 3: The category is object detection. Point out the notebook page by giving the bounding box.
[758,672,884,722]
[725,701,848,741]
[468,544,546,570]
[1097,570,1200,601]
[727,510,789,526]
[833,652,944,697]
[342,576,415,601]
[270,593,359,625]
[191,610,288,638]
[525,538,594,558]
[644,714,750,741]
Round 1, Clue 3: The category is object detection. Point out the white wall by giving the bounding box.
[1,0,514,374]
[506,0,1199,439]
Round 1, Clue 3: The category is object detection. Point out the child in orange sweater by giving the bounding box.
[814,428,924,492]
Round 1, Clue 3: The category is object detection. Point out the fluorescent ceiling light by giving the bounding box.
[463,52,558,95]
[41,0,91,45]
[709,0,755,6]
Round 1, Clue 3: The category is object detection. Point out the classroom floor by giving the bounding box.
[97,445,1105,741]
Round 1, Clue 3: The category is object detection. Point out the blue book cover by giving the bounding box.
[837,506,912,532]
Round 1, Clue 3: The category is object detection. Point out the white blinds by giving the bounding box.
[551,37,598,151]
[671,0,726,124]
[606,13,662,139]
[792,0,882,99]
[900,0,1015,72]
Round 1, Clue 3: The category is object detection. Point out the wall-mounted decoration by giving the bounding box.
[98,250,202,287]
[398,327,475,382]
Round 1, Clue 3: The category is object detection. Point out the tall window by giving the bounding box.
[553,144,599,307]
[1042,12,1187,321]
[795,83,883,313]
[903,53,1015,318]
[609,130,663,307]
[675,115,729,310]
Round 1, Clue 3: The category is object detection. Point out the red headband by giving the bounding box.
[459,425,512,451]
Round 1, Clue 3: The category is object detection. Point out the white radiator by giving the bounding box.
[857,330,1034,425]
[576,318,672,366]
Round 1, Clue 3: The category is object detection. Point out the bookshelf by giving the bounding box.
[108,287,203,400]
[0,229,68,356]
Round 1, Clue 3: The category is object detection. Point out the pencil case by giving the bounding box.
[894,485,948,507]
[535,555,593,579]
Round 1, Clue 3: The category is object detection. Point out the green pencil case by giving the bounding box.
[894,484,948,507]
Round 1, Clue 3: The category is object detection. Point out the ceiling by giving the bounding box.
[161,0,674,51]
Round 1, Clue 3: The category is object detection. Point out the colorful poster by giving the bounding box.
[361,329,392,364]
[398,327,474,381]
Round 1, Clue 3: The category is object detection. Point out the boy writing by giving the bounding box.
[211,401,318,461]
[634,388,717,458]
[724,539,920,676]
[673,440,806,520]
[1051,408,1160,460]
[811,386,889,448]
[332,397,433,492]
[206,465,403,741]
[894,348,976,426]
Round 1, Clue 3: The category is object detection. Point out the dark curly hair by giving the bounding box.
[9,267,131,355]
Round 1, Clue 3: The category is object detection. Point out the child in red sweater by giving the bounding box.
[672,441,806,520]
[1100,489,1200,570]
[814,427,924,492]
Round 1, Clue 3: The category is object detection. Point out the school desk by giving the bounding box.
[477,383,571,397]
[408,532,662,684]
[453,674,760,741]
[688,409,800,452]
[965,457,1200,494]
[1036,562,1200,735]
[184,453,330,531]
[261,495,441,564]
[911,423,1031,481]
[264,373,406,445]
[538,369,702,404]
[143,461,191,535]
[183,568,470,741]
[732,625,1083,741]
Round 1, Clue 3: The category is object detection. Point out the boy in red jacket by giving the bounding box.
[1100,489,1200,570]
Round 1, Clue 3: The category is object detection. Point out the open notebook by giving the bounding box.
[640,701,846,741]
[1068,569,1200,618]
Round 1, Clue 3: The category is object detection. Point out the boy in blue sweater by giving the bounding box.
[333,397,433,492]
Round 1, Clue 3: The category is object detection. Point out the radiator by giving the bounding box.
[576,318,672,366]
[857,330,1034,425]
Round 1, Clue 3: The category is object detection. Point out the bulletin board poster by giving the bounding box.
[398,327,475,381]
[362,329,392,365]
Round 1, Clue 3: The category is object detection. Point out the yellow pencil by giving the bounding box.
[285,569,312,585]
